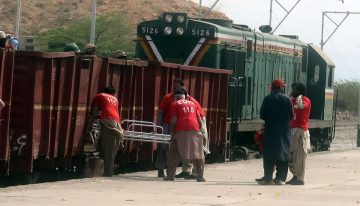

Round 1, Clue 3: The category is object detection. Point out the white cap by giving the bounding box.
[0,31,6,38]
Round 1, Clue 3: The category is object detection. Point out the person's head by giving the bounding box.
[270,79,286,91]
[0,31,6,48]
[0,31,5,39]
[84,43,96,55]
[64,43,81,54]
[173,86,187,100]
[291,82,306,97]
[102,86,116,95]
[172,78,184,91]
[111,50,127,59]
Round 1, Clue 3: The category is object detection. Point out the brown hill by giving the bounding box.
[0,0,228,35]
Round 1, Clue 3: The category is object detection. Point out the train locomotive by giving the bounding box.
[135,12,336,159]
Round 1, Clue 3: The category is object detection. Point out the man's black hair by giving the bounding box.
[173,78,184,86]
[173,86,187,96]
[292,82,306,96]
[296,82,306,96]
[102,86,116,95]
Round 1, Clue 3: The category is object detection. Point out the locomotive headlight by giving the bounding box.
[165,14,173,23]
[176,27,184,35]
[164,26,173,35]
[177,15,185,23]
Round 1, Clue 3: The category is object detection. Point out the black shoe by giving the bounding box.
[163,176,174,181]
[196,177,206,182]
[290,179,305,185]
[257,180,274,185]
[255,177,265,182]
[286,176,297,184]
[157,169,165,177]
[273,179,285,185]
[184,174,197,180]
[175,171,191,178]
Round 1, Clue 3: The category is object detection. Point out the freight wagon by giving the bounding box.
[0,49,230,179]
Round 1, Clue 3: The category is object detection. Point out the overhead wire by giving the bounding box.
[325,40,359,79]
[323,15,360,79]
[95,32,136,48]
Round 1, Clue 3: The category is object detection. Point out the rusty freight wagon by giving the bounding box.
[0,49,231,176]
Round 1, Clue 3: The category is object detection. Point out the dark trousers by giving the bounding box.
[155,124,170,170]
[263,157,288,182]
[155,143,168,170]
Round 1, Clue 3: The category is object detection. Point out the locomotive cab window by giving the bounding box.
[301,48,308,72]
[246,40,252,58]
[314,65,320,84]
[327,66,334,88]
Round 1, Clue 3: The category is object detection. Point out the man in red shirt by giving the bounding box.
[287,82,311,185]
[87,86,124,177]
[156,78,206,178]
[163,87,206,182]
[155,78,184,177]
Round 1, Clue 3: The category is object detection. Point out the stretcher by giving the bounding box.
[121,119,210,154]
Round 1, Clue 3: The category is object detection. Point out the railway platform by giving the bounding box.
[1,149,359,206]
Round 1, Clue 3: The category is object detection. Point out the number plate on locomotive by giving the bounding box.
[139,26,160,35]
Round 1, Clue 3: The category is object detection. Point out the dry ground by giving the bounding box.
[1,149,360,206]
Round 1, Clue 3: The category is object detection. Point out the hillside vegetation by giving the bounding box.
[1,0,227,54]
[336,80,360,113]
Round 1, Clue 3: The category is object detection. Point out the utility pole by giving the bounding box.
[319,10,360,147]
[320,11,360,50]
[269,0,301,34]
[15,0,21,37]
[198,0,202,19]
[200,0,221,19]
[269,0,273,27]
[90,0,97,45]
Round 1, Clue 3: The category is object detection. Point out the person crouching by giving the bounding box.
[163,87,206,182]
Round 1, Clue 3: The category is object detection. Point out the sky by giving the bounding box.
[192,0,360,81]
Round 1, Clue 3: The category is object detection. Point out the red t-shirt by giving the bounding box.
[159,93,205,124]
[188,96,205,118]
[171,99,200,132]
[91,93,121,123]
[159,93,174,124]
[254,128,264,151]
[290,96,311,129]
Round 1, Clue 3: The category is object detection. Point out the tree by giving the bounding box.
[335,79,360,112]
[37,13,135,56]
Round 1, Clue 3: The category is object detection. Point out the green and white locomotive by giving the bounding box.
[135,12,335,158]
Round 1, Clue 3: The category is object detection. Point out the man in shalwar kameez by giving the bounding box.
[257,79,293,185]
[87,86,124,177]
[163,88,206,182]
[287,82,311,185]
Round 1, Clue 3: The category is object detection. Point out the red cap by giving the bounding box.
[271,79,286,88]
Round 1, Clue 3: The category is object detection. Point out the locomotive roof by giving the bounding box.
[192,18,307,47]
[137,15,308,49]
[309,44,335,67]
